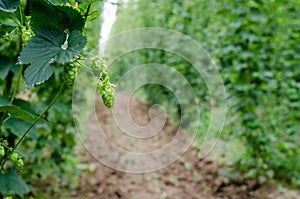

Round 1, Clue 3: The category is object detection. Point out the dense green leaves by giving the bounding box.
[17,0,87,88]
[19,30,86,88]
[110,0,300,187]
[0,0,20,12]
[0,0,96,197]
[30,0,84,31]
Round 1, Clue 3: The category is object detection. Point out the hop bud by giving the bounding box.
[62,62,78,88]
[0,145,5,158]
[15,158,24,172]
[21,27,34,45]
[10,151,24,172]
[10,152,19,163]
[97,77,115,108]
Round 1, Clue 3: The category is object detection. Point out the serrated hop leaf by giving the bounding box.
[19,30,86,89]
[97,77,115,108]
[63,62,78,88]
[0,145,5,157]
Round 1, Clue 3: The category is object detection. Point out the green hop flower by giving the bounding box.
[15,158,24,172]
[63,62,78,88]
[10,152,24,171]
[97,77,115,108]
[21,27,34,45]
[10,152,19,164]
[0,145,5,158]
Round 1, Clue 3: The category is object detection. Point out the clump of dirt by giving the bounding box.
[70,91,299,199]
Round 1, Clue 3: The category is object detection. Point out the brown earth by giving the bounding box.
[70,91,300,199]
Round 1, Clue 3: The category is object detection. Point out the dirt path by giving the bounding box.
[71,91,300,199]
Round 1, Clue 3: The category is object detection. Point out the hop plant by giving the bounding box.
[9,152,24,172]
[62,62,78,88]
[97,77,115,108]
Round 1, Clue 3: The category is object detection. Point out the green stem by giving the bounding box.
[0,142,12,151]
[75,60,92,71]
[84,3,92,24]
[0,84,65,171]
[19,6,24,26]
[9,13,22,27]
[1,117,10,126]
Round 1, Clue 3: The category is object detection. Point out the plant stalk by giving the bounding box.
[0,83,65,171]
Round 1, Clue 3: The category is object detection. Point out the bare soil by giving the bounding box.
[70,91,300,199]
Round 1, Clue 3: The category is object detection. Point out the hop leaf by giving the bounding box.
[0,169,32,197]
[30,0,84,31]
[0,0,20,12]
[19,30,86,88]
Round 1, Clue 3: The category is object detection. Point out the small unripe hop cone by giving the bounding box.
[0,145,5,157]
[63,62,78,88]
[10,151,24,172]
[97,77,115,108]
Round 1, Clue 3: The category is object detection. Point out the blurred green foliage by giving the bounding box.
[108,0,300,187]
[0,0,104,197]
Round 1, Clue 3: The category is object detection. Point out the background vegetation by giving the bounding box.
[0,0,104,197]
[0,0,299,198]
[108,0,300,187]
